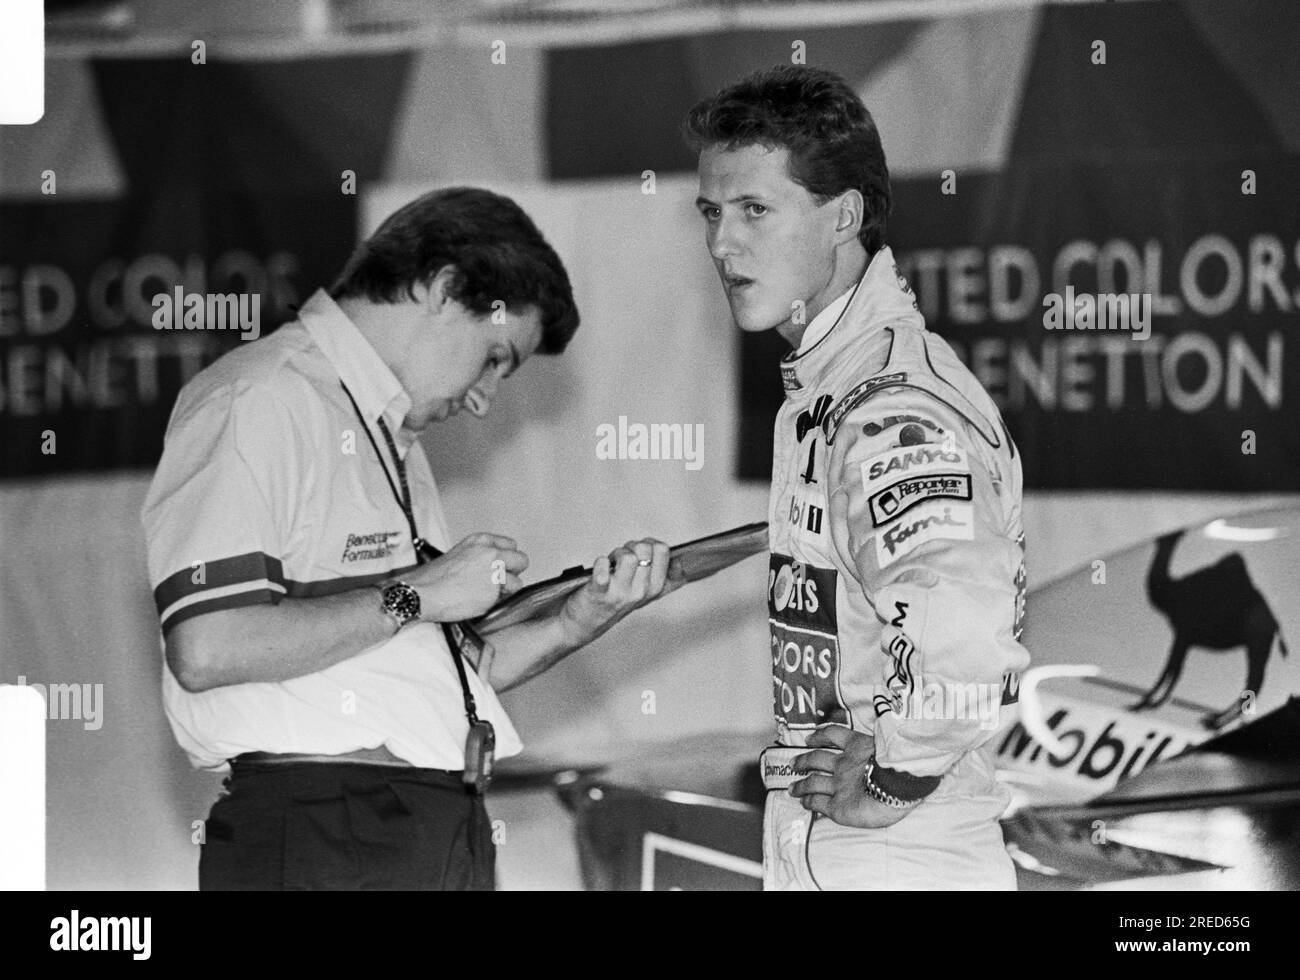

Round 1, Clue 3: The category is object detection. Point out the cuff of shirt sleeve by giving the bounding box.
[870,760,942,802]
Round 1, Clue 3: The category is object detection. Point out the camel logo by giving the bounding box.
[875,504,973,567]
[1133,530,1289,730]
[795,394,833,442]
[794,395,833,487]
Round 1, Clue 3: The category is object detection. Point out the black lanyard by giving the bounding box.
[340,381,480,726]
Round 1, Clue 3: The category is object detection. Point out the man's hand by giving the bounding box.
[558,538,679,647]
[789,725,920,829]
[403,532,529,622]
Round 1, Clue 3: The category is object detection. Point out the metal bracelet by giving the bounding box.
[862,759,913,809]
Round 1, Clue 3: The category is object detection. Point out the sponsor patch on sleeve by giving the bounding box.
[861,414,944,439]
[860,444,969,492]
[874,502,974,567]
[868,473,972,527]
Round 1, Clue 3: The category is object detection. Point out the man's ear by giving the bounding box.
[833,190,865,246]
[421,265,458,315]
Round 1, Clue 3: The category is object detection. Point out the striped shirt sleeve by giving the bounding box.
[141,381,302,636]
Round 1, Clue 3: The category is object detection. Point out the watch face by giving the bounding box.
[383,583,420,625]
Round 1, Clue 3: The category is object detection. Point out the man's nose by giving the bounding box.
[708,217,739,262]
[476,367,501,398]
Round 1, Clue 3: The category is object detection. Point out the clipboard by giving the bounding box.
[472,521,769,633]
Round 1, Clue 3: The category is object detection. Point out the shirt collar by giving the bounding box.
[796,280,858,356]
[779,246,921,394]
[298,289,418,457]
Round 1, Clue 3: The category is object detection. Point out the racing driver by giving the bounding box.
[685,66,1030,889]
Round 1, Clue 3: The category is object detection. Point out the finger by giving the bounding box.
[799,793,832,816]
[496,548,529,574]
[629,541,654,594]
[807,724,853,750]
[791,748,841,776]
[646,541,671,595]
[610,547,640,584]
[498,573,524,597]
[591,555,611,588]
[465,532,517,551]
[788,773,835,798]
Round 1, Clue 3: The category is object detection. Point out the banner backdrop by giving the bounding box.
[0,55,409,476]
[896,162,1297,490]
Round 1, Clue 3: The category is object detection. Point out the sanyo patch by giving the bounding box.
[860,444,969,492]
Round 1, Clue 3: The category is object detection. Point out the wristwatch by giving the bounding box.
[376,580,421,631]
[862,758,914,809]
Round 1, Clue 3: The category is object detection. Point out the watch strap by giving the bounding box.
[864,758,938,806]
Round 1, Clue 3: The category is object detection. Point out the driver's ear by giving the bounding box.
[833,190,864,245]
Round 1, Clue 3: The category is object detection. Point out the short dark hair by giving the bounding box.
[683,66,891,255]
[330,187,579,354]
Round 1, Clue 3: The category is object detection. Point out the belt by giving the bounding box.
[232,746,419,769]
[759,746,807,791]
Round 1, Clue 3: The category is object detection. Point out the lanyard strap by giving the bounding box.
[339,382,423,552]
[339,381,480,725]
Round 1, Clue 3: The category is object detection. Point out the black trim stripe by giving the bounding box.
[153,552,285,615]
[919,334,1002,449]
[162,588,282,635]
[779,274,864,369]
[853,328,1002,451]
[886,383,1002,450]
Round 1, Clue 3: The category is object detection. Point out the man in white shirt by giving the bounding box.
[142,187,675,890]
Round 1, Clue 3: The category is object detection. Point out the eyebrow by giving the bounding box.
[694,193,767,208]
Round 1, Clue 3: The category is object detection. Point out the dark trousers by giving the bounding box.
[199,761,495,890]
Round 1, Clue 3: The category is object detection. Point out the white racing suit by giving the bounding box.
[762,246,1030,890]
